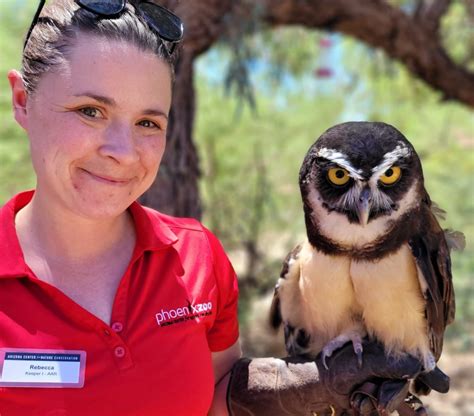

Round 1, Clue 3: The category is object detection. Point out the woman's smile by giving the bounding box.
[77,168,134,186]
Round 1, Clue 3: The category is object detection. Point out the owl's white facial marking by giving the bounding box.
[369,143,411,186]
[334,180,394,214]
[369,182,394,212]
[308,181,419,248]
[316,148,364,180]
[337,180,364,212]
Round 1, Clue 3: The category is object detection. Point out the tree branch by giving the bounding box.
[251,0,474,107]
[172,0,473,107]
[414,0,452,35]
[167,0,235,57]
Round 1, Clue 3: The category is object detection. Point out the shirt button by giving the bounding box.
[111,322,123,333]
[114,346,126,358]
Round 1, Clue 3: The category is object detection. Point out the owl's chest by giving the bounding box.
[300,244,424,331]
[299,250,355,336]
[349,244,429,353]
[349,243,421,299]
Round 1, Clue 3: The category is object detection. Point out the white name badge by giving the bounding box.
[0,348,86,388]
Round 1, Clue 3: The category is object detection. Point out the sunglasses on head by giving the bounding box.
[24,0,184,56]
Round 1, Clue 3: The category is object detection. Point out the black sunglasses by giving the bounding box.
[23,0,184,56]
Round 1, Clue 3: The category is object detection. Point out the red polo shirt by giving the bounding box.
[0,191,239,415]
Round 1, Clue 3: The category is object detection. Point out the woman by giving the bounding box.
[1,0,427,415]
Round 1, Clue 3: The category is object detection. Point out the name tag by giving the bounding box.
[0,348,86,388]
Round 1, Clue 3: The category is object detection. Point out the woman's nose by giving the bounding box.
[99,122,139,165]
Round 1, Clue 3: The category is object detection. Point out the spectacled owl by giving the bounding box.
[270,122,463,394]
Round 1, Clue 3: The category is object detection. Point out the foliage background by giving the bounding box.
[0,1,473,412]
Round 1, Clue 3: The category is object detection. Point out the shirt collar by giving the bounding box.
[128,201,178,252]
[0,190,178,279]
[0,190,34,278]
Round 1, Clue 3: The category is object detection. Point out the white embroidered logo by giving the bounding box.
[155,301,213,327]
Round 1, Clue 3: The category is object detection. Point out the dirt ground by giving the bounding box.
[241,294,474,416]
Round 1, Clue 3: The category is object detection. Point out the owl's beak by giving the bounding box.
[357,187,372,226]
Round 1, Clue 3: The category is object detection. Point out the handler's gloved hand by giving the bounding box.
[227,341,423,416]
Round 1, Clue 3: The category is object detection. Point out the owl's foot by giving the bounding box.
[322,333,363,370]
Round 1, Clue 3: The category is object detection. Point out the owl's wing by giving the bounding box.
[269,243,303,330]
[409,201,456,361]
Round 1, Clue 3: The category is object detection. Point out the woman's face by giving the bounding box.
[14,33,172,220]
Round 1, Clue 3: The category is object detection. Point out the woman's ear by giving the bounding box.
[8,70,29,130]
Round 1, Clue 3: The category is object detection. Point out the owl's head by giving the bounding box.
[300,122,425,249]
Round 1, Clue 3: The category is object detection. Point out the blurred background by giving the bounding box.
[1,0,473,414]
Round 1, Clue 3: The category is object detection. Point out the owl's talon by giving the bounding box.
[352,340,364,368]
[356,349,363,369]
[322,353,330,370]
[321,343,339,369]
[321,333,364,370]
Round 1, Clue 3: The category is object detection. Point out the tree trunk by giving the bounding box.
[140,1,234,218]
[139,50,201,218]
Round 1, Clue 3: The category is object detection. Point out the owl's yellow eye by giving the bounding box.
[327,168,350,186]
[379,166,402,185]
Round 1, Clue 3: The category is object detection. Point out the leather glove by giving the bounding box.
[351,380,425,416]
[350,365,450,416]
[227,341,422,416]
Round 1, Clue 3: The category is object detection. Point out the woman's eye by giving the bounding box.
[78,107,101,118]
[138,119,160,129]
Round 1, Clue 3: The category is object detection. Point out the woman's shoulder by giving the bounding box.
[140,204,205,232]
